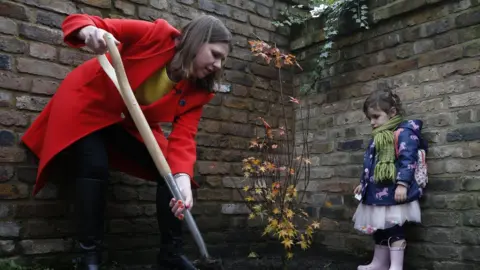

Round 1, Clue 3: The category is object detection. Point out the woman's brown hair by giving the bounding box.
[363,89,404,117]
[170,15,232,92]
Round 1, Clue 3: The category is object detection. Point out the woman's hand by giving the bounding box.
[394,184,407,202]
[353,184,362,195]
[78,25,120,55]
[169,174,193,220]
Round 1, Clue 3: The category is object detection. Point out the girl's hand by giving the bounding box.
[353,184,362,195]
[169,174,193,220]
[78,25,120,55]
[394,185,407,202]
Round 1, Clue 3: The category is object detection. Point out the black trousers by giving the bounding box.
[67,123,181,247]
[373,225,405,245]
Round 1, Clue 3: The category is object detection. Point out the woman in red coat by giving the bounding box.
[21,13,232,270]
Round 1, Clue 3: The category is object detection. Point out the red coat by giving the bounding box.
[21,14,215,195]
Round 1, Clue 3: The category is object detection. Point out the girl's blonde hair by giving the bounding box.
[170,15,232,92]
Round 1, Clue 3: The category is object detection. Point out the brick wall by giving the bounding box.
[292,0,480,269]
[0,0,293,267]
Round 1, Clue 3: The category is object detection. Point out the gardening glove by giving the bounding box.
[169,173,193,220]
[78,25,120,55]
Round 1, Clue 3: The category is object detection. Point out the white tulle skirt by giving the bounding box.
[352,201,422,234]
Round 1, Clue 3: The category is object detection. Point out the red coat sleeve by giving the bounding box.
[61,14,157,48]
[167,93,215,178]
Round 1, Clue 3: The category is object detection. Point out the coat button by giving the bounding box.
[179,99,186,106]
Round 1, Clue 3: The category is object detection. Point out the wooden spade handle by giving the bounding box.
[96,33,172,177]
[96,33,212,259]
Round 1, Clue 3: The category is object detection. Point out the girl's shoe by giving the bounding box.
[389,240,406,270]
[358,244,390,270]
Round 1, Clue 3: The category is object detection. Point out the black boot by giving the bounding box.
[156,183,197,270]
[74,177,107,270]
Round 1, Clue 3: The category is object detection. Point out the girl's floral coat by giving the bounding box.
[360,120,428,206]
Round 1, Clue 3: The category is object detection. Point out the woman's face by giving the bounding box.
[193,42,229,79]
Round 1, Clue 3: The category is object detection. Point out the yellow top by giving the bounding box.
[135,66,176,105]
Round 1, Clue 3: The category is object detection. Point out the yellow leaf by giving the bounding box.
[269,218,278,227]
[255,188,262,194]
[286,252,293,260]
[325,201,333,207]
[248,251,258,258]
[311,221,321,229]
[245,196,255,202]
[306,227,313,237]
[259,166,266,172]
[298,240,309,250]
[243,186,250,192]
[282,238,294,249]
[273,208,280,215]
[248,213,256,219]
[266,162,275,170]
[244,172,250,178]
[285,209,294,219]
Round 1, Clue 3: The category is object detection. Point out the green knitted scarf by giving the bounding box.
[371,115,403,183]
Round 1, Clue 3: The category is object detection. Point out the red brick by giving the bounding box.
[196,161,231,175]
[418,45,464,68]
[197,188,232,201]
[79,5,103,16]
[0,147,26,163]
[231,84,248,97]
[0,71,31,92]
[17,0,77,14]
[171,3,199,19]
[0,54,12,71]
[199,120,221,133]
[29,42,57,61]
[59,48,93,66]
[77,0,112,8]
[0,110,29,127]
[0,182,28,199]
[225,19,254,37]
[17,58,71,79]
[20,239,70,255]
[226,0,255,12]
[0,166,14,183]
[0,17,18,35]
[16,95,50,112]
[115,0,136,16]
[199,0,231,17]
[19,23,63,45]
[250,63,277,79]
[31,78,59,95]
[36,10,65,29]
[223,95,251,110]
[0,1,31,21]
[0,36,27,54]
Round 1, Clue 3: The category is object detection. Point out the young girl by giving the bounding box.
[21,14,232,270]
[352,89,427,270]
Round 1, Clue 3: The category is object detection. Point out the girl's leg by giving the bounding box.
[386,225,406,270]
[69,129,110,270]
[104,125,196,270]
[357,230,390,270]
